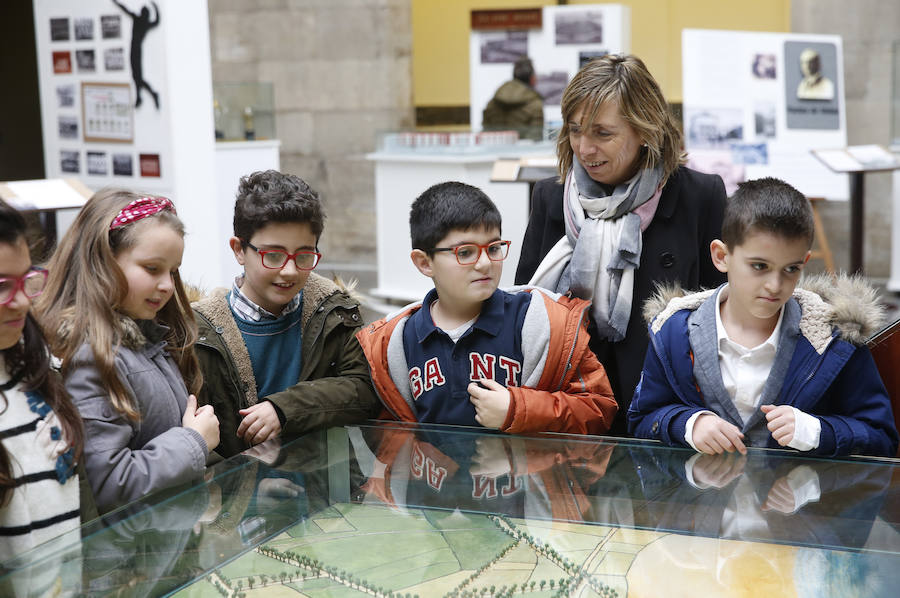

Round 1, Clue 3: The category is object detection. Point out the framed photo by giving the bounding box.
[81,82,133,143]
[104,47,125,71]
[74,17,94,41]
[52,51,72,74]
[75,49,96,73]
[112,153,133,176]
[139,153,161,177]
[50,17,69,42]
[101,15,121,39]
[87,151,108,176]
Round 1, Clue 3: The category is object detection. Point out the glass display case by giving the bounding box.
[2,423,899,596]
[213,82,276,142]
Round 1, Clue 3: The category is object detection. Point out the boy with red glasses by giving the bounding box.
[357,181,616,434]
[192,170,377,457]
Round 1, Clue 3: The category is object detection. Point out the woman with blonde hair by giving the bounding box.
[515,54,727,434]
[36,189,218,513]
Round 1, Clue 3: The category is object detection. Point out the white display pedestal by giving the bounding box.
[367,147,553,303]
[209,139,281,290]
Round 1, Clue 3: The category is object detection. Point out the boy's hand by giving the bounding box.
[761,404,796,446]
[182,394,220,452]
[691,452,746,488]
[692,413,747,455]
[237,402,282,445]
[468,378,511,430]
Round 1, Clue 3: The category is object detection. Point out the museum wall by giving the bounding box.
[207,0,414,267]
[412,0,790,121]
[793,0,900,276]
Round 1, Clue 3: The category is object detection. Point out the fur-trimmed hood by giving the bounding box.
[643,273,885,347]
[191,272,363,409]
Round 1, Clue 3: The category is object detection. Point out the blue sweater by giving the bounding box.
[232,303,304,398]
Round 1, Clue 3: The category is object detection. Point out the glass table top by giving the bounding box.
[2,422,899,597]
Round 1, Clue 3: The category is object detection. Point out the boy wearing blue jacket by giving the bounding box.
[628,177,898,457]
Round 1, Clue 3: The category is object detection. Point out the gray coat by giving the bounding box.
[65,318,208,513]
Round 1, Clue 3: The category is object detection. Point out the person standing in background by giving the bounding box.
[482,56,544,141]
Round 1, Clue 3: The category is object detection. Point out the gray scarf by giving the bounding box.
[529,160,663,341]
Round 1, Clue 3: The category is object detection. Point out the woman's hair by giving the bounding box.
[35,189,202,421]
[556,54,686,184]
[0,201,83,506]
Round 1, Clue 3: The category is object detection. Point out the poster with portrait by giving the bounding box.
[783,41,840,130]
[682,29,847,200]
[469,4,630,133]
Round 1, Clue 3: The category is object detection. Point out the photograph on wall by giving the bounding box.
[112,153,133,176]
[686,150,744,196]
[535,71,568,106]
[58,115,78,139]
[56,84,75,108]
[60,150,80,174]
[87,151,108,176]
[784,40,840,130]
[684,107,744,149]
[82,82,133,142]
[579,50,608,69]
[139,153,161,177]
[104,48,125,71]
[52,51,72,74]
[555,10,603,45]
[101,15,121,39]
[752,53,776,79]
[480,31,528,64]
[75,49,96,73]
[74,17,94,41]
[730,142,769,165]
[754,101,776,138]
[50,17,69,42]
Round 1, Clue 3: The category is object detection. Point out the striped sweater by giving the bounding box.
[0,356,79,562]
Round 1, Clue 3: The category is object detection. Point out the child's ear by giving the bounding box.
[229,237,246,266]
[710,239,729,273]
[410,249,434,278]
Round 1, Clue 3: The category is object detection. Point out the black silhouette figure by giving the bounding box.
[113,0,160,109]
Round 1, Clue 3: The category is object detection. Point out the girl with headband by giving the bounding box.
[36,189,219,514]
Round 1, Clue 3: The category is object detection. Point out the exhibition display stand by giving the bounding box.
[367,140,555,302]
[3,423,899,596]
[812,145,900,274]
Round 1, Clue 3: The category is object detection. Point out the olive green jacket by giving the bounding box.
[192,273,379,458]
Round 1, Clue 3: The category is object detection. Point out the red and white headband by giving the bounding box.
[109,196,176,230]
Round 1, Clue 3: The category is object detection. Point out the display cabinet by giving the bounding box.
[213,82,276,142]
[2,423,899,596]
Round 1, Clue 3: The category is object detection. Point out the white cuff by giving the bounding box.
[784,465,821,512]
[684,452,708,489]
[786,407,821,451]
[684,410,716,452]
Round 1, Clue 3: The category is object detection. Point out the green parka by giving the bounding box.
[192,273,379,458]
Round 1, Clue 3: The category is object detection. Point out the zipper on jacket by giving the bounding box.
[196,311,249,409]
[556,303,590,391]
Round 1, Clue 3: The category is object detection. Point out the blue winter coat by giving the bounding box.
[628,277,899,457]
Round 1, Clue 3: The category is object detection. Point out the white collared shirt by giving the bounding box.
[716,285,783,424]
[685,285,820,452]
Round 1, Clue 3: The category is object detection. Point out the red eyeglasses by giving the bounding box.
[0,267,48,306]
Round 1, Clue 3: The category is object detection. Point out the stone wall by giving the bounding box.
[792,0,900,278]
[208,0,414,268]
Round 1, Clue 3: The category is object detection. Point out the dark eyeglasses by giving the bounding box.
[0,267,48,305]
[244,242,321,270]
[430,240,511,265]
